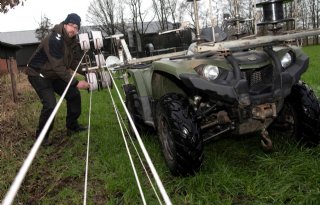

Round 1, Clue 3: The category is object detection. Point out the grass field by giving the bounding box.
[1,45,320,204]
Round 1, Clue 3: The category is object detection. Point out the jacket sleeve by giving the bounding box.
[70,43,85,76]
[46,32,79,86]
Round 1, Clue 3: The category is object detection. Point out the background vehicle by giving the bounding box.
[122,0,320,176]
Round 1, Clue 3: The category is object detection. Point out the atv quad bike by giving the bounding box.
[122,0,320,176]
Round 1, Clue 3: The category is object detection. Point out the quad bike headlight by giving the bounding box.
[281,52,293,69]
[203,65,220,80]
[195,64,220,80]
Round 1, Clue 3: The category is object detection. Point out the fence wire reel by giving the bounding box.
[79,31,172,205]
[79,32,113,92]
[85,69,112,91]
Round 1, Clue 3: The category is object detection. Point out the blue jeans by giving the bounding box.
[28,76,82,137]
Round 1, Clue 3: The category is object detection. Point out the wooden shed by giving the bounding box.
[0,30,40,68]
[0,41,20,75]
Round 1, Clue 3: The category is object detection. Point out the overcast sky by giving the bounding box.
[0,0,221,33]
[0,0,91,32]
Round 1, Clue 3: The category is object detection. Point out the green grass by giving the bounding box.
[1,45,320,204]
[301,45,320,96]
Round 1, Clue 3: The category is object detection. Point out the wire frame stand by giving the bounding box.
[79,31,112,92]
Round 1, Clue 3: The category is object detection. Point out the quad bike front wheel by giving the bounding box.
[270,81,320,146]
[124,84,150,135]
[156,93,203,176]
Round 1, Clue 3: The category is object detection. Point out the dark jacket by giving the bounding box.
[28,23,83,86]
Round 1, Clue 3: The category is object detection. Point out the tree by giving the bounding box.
[152,0,170,30]
[166,0,178,27]
[126,0,151,35]
[176,0,189,23]
[308,0,319,29]
[181,1,196,30]
[116,0,127,35]
[0,0,26,13]
[151,0,184,30]
[125,0,154,53]
[87,0,118,35]
[35,15,52,41]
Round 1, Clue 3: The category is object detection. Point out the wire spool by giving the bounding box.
[100,70,112,89]
[256,0,294,26]
[86,72,99,91]
[86,70,112,91]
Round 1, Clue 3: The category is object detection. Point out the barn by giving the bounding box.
[0,30,40,70]
[0,41,20,75]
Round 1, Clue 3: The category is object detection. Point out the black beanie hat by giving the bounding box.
[64,13,81,29]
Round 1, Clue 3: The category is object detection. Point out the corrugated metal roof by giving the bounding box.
[127,21,175,34]
[0,41,21,49]
[80,21,175,36]
[0,21,176,45]
[0,30,40,45]
[137,21,174,34]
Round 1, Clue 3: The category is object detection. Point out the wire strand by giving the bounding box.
[83,78,93,205]
[2,52,87,205]
[106,83,147,205]
[116,108,163,205]
[105,67,172,205]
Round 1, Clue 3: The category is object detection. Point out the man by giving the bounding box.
[27,13,90,145]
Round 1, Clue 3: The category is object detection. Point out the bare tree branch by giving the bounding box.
[0,0,27,13]
[87,0,118,35]
[35,15,52,40]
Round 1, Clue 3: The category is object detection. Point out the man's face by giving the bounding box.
[64,23,79,38]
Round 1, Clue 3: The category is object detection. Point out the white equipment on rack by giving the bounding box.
[79,31,113,91]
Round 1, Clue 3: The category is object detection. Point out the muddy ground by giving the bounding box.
[0,74,80,204]
[0,73,34,146]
